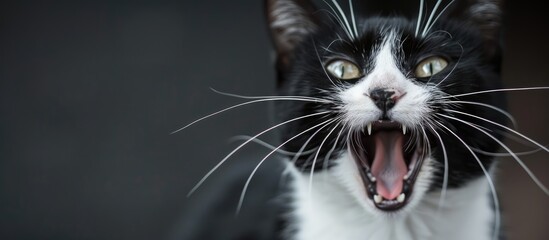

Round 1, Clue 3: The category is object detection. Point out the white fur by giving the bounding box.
[338,32,432,131]
[285,152,494,240]
[283,31,494,240]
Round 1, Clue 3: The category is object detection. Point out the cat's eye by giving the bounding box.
[415,56,448,78]
[326,60,362,80]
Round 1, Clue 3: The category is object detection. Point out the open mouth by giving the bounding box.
[349,120,425,211]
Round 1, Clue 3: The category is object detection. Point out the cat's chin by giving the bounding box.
[349,120,426,212]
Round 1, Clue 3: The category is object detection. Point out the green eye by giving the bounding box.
[326,60,362,80]
[415,56,448,78]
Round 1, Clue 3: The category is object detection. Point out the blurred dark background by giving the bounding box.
[0,0,547,239]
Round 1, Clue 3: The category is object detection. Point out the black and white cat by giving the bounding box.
[178,0,548,240]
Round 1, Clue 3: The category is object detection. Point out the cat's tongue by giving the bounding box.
[371,131,407,200]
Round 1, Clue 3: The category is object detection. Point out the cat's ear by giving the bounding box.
[265,0,318,68]
[450,0,504,59]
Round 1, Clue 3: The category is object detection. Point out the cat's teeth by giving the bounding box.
[397,193,406,203]
[367,123,372,135]
[367,172,376,182]
[402,125,407,135]
[374,194,383,204]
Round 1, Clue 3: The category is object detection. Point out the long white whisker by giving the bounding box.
[309,122,342,195]
[300,154,317,172]
[415,0,425,37]
[446,109,549,153]
[471,146,547,157]
[229,135,318,156]
[498,131,535,147]
[331,0,355,39]
[424,0,455,34]
[324,123,347,170]
[209,88,330,102]
[290,121,332,165]
[434,42,463,87]
[434,121,500,240]
[187,111,330,197]
[441,86,549,99]
[421,0,443,37]
[171,98,329,134]
[291,120,344,169]
[236,118,335,215]
[445,100,517,127]
[313,40,339,88]
[323,37,346,53]
[349,0,359,38]
[323,1,354,40]
[439,113,549,195]
[426,122,449,211]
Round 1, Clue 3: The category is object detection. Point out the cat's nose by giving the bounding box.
[368,88,404,117]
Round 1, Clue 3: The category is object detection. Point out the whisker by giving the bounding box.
[331,0,355,39]
[415,0,425,37]
[441,86,549,99]
[300,154,318,172]
[421,0,443,37]
[322,0,354,40]
[433,120,500,240]
[309,122,342,195]
[348,0,359,38]
[439,113,549,195]
[171,98,329,134]
[496,129,548,148]
[444,100,517,127]
[290,121,332,166]
[446,109,549,153]
[433,42,463,87]
[425,122,449,211]
[471,146,546,157]
[322,37,346,54]
[324,123,347,170]
[229,135,318,156]
[313,39,339,88]
[236,118,336,215]
[209,87,330,102]
[187,111,330,197]
[424,0,455,35]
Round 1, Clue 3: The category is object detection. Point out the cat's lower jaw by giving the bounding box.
[283,153,495,240]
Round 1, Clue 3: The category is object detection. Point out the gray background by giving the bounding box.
[0,0,547,239]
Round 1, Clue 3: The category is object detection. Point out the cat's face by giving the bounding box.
[267,0,505,213]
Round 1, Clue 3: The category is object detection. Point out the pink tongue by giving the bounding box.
[371,131,407,200]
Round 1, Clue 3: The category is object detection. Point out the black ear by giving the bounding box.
[265,0,318,68]
[449,0,504,60]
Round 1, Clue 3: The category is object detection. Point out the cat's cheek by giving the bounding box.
[338,86,381,128]
[389,85,432,126]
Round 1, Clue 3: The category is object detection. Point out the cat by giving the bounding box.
[177,0,548,239]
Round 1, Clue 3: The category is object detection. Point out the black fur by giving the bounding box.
[272,1,506,189]
[181,0,512,239]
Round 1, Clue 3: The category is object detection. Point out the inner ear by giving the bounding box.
[265,0,318,68]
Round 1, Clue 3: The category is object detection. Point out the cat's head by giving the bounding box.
[265,0,506,213]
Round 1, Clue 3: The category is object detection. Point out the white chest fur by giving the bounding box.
[284,153,495,240]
